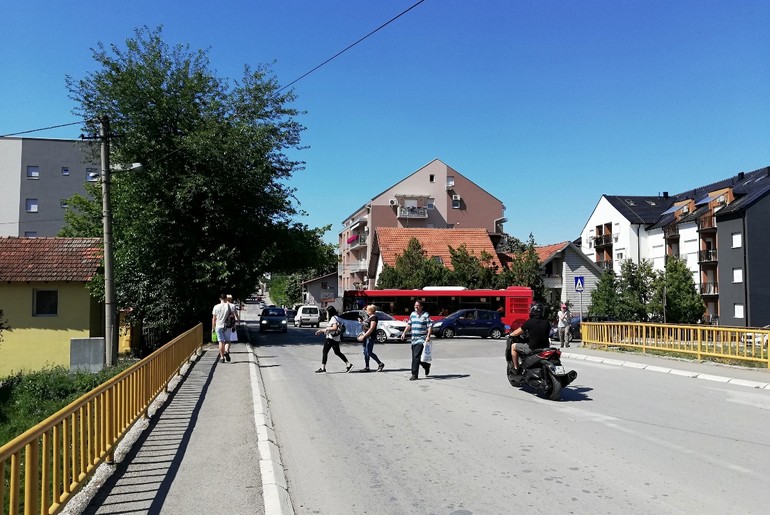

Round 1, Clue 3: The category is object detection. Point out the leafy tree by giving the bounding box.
[447,244,498,289]
[652,257,705,323]
[588,269,619,318]
[62,26,331,334]
[616,259,656,321]
[0,309,7,343]
[496,232,527,253]
[375,238,449,289]
[497,234,545,300]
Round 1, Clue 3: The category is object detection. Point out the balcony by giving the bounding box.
[596,259,613,271]
[697,215,716,232]
[700,282,719,295]
[397,206,428,219]
[348,234,367,249]
[698,249,718,263]
[593,234,613,248]
[701,314,719,325]
[349,260,367,273]
[663,223,679,239]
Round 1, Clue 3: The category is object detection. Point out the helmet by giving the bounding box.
[529,301,544,319]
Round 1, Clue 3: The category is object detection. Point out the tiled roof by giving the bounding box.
[376,228,501,270]
[535,241,570,264]
[0,237,102,282]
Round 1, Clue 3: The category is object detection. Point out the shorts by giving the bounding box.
[514,342,532,354]
[215,327,227,344]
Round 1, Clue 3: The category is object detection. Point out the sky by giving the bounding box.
[2,0,769,245]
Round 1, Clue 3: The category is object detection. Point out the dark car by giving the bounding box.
[431,309,509,339]
[285,308,297,321]
[550,316,582,344]
[260,307,288,333]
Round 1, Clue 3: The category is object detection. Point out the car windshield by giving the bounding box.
[375,311,394,321]
[263,308,284,316]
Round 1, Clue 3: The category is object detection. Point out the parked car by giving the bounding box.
[431,309,509,339]
[294,305,321,327]
[285,308,297,320]
[260,307,288,333]
[549,316,582,344]
[338,310,408,343]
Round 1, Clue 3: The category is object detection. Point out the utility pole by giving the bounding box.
[100,115,117,365]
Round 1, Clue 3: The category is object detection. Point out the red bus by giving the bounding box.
[342,286,533,330]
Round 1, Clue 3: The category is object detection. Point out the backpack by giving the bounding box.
[330,316,345,338]
[224,305,236,329]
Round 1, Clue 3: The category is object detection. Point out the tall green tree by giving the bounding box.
[616,259,656,321]
[63,26,330,334]
[447,244,498,289]
[497,234,545,301]
[651,257,705,323]
[589,269,619,318]
[375,238,449,289]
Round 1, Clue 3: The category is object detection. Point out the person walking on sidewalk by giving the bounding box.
[557,303,572,348]
[400,300,433,380]
[212,294,232,363]
[314,306,353,373]
[225,294,240,356]
[357,304,384,372]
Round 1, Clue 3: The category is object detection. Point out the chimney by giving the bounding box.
[663,191,669,199]
[738,171,745,181]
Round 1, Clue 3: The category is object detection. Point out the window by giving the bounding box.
[616,252,624,260]
[24,231,37,237]
[86,168,99,182]
[732,268,743,283]
[451,200,461,209]
[429,174,435,183]
[446,176,455,188]
[27,166,39,179]
[60,199,68,209]
[25,199,38,213]
[61,167,70,176]
[34,290,58,316]
[734,303,744,319]
[732,233,742,248]
[427,202,435,210]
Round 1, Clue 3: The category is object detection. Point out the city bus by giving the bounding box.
[342,286,534,330]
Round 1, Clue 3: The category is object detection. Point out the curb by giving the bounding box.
[563,351,770,390]
[247,330,295,515]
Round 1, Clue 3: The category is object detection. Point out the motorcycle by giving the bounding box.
[505,333,577,401]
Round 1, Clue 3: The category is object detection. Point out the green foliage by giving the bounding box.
[0,362,134,446]
[616,260,657,321]
[589,270,619,318]
[267,274,304,308]
[495,233,527,253]
[62,26,331,334]
[375,238,449,289]
[496,234,545,301]
[651,257,705,323]
[447,245,498,289]
[0,309,7,343]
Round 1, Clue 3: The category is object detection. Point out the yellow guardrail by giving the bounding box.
[582,322,770,367]
[0,323,203,515]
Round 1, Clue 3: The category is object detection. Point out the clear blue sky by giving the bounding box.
[2,1,768,245]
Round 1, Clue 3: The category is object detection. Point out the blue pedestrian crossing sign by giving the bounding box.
[575,276,585,292]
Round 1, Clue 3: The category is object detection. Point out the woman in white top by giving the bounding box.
[314,306,353,373]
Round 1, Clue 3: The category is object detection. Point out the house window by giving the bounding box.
[25,199,39,213]
[446,176,455,188]
[27,166,40,179]
[33,290,58,316]
[734,303,744,319]
[321,281,328,289]
[451,200,461,209]
[427,202,435,210]
[733,268,743,283]
[731,233,742,248]
[429,174,435,183]
[24,231,37,237]
[616,252,624,260]
[61,167,70,176]
[60,199,69,209]
[86,168,99,182]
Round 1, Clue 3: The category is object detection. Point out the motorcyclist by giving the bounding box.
[508,301,552,374]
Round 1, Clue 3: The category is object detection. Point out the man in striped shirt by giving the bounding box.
[401,300,433,380]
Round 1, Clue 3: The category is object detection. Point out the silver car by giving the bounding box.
[339,310,408,343]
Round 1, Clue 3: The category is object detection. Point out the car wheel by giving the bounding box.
[490,328,503,339]
[443,327,455,339]
[375,329,387,344]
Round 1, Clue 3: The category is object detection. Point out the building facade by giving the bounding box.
[339,159,506,292]
[0,138,99,238]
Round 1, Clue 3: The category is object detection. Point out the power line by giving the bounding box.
[0,121,85,139]
[278,0,428,92]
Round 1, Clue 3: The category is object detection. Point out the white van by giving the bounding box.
[294,305,321,327]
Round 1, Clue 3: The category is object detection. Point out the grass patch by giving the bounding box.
[0,359,137,447]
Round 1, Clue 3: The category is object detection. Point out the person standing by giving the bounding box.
[314,306,353,373]
[400,300,433,380]
[557,303,572,348]
[212,294,231,363]
[357,304,385,372]
[225,294,240,360]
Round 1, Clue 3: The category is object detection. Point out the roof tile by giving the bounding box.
[0,237,102,282]
[376,228,501,270]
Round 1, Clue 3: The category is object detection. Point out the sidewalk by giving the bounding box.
[73,336,266,515]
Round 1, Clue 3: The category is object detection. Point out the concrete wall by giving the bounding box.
[0,139,22,236]
[717,216,746,327]
[745,193,770,327]
[0,282,94,377]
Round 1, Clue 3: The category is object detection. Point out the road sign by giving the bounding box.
[575,276,584,292]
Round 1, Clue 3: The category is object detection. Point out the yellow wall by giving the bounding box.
[0,282,95,377]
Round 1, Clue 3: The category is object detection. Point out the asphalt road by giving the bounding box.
[245,308,770,515]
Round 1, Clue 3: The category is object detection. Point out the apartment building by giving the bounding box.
[580,166,770,327]
[338,159,506,292]
[0,138,99,237]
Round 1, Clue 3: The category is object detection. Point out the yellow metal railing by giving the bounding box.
[582,322,770,367]
[0,323,203,515]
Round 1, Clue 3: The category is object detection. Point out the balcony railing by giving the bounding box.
[700,282,719,295]
[697,215,716,231]
[702,314,719,325]
[349,234,367,249]
[593,234,613,247]
[663,223,679,238]
[597,259,613,271]
[397,206,428,219]
[350,260,367,273]
[698,249,718,263]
